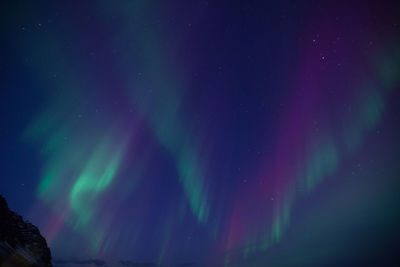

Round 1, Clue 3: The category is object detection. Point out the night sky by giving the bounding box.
[1,1,400,266]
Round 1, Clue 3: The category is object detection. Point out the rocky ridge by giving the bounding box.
[0,194,52,266]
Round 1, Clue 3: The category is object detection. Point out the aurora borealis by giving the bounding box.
[1,1,400,266]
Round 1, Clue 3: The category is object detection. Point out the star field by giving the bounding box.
[1,1,400,266]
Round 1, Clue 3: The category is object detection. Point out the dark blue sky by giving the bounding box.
[1,1,400,265]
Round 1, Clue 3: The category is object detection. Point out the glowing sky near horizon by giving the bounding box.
[1,1,400,266]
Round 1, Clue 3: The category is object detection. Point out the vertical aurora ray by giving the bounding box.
[257,43,400,260]
[218,9,400,264]
[97,0,212,223]
[134,31,212,223]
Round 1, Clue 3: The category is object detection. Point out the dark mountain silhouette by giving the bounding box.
[118,261,157,266]
[54,258,106,266]
[53,259,197,266]
[0,194,52,266]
